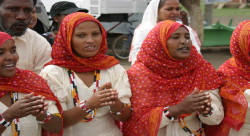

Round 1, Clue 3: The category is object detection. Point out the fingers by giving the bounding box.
[191,87,199,95]
[98,82,112,91]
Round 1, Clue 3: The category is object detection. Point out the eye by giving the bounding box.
[10,49,16,54]
[92,32,101,37]
[166,7,174,11]
[170,36,179,39]
[77,33,86,38]
[176,7,181,11]
[9,7,19,12]
[24,8,33,13]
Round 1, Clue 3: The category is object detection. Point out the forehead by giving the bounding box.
[74,21,100,32]
[163,0,180,7]
[1,0,33,8]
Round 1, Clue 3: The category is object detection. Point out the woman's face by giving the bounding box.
[167,26,191,60]
[28,7,38,29]
[71,21,102,58]
[0,40,19,77]
[158,0,181,22]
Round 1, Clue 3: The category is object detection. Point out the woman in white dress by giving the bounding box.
[129,0,201,64]
[0,32,62,136]
[40,12,132,136]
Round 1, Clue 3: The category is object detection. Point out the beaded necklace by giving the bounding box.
[178,114,204,136]
[10,92,20,136]
[68,70,100,122]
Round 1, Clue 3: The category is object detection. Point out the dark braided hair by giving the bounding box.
[158,0,166,9]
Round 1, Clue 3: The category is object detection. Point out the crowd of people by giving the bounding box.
[0,0,249,136]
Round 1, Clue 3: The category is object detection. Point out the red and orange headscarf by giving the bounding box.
[46,12,119,72]
[122,20,221,136]
[0,32,62,136]
[206,20,250,136]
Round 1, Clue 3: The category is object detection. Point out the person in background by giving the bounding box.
[123,20,224,136]
[128,0,201,65]
[179,10,189,26]
[0,0,52,74]
[0,32,62,136]
[43,1,88,45]
[205,20,250,136]
[31,0,50,35]
[28,7,38,30]
[40,12,132,136]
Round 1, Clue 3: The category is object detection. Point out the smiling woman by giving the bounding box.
[0,32,63,136]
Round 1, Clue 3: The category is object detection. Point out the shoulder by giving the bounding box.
[42,65,67,76]
[105,64,126,73]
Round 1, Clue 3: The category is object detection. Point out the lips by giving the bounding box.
[3,63,15,70]
[84,45,97,51]
[177,47,190,53]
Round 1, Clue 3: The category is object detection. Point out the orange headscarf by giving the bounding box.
[122,20,221,136]
[46,12,119,72]
[206,20,250,136]
[0,32,62,136]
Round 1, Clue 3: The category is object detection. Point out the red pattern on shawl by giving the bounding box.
[45,12,119,72]
[0,69,63,136]
[122,20,221,136]
[205,20,250,136]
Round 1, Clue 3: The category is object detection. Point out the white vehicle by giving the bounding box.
[42,0,148,59]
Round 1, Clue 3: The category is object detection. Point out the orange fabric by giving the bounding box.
[122,20,221,136]
[206,20,250,136]
[0,69,63,136]
[46,12,119,72]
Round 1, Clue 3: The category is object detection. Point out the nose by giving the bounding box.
[86,35,94,43]
[5,52,15,61]
[16,10,27,20]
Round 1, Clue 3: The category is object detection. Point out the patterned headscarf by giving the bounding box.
[0,32,62,136]
[45,12,119,72]
[123,20,221,136]
[206,20,250,136]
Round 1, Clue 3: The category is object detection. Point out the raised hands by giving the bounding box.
[2,93,47,122]
[169,88,212,118]
[85,82,119,109]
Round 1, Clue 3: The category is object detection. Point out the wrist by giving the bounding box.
[110,100,123,112]
[1,111,13,122]
[168,105,182,118]
[37,111,51,124]
[85,99,95,110]
[0,114,12,127]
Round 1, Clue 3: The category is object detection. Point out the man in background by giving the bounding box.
[0,0,52,74]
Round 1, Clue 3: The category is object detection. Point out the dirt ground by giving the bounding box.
[119,47,232,70]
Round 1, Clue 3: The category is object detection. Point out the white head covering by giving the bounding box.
[128,0,201,64]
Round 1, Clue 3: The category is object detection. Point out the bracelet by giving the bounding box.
[79,100,96,122]
[163,106,175,121]
[201,107,213,117]
[110,103,129,116]
[0,114,11,127]
[79,100,93,113]
[37,111,51,124]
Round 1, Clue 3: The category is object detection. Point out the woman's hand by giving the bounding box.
[85,83,117,109]
[2,93,45,121]
[169,88,212,117]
